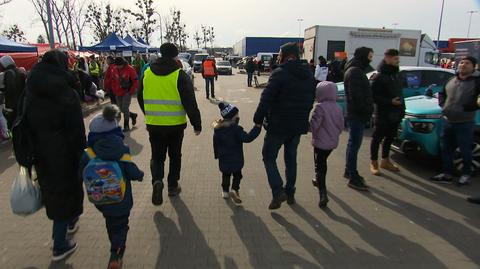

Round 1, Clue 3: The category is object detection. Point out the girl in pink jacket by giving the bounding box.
[310,81,344,208]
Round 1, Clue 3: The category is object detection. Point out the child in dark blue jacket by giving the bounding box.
[79,105,144,269]
[213,102,261,204]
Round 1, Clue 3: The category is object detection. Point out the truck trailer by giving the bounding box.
[303,25,439,68]
[233,37,304,57]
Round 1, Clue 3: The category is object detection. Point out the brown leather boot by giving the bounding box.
[370,160,380,176]
[381,158,400,172]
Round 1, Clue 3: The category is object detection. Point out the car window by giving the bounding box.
[400,71,422,88]
[421,71,454,87]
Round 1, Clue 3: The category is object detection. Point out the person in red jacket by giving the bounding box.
[112,57,138,132]
[201,57,218,99]
[103,56,117,105]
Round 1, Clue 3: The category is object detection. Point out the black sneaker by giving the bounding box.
[430,173,454,184]
[467,196,480,204]
[268,192,288,210]
[348,177,369,192]
[312,178,318,188]
[67,217,79,235]
[319,189,329,208]
[168,185,182,197]
[287,194,296,205]
[130,113,137,126]
[152,181,164,206]
[52,241,78,261]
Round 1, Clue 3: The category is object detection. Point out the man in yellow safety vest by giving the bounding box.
[89,55,100,90]
[138,43,202,206]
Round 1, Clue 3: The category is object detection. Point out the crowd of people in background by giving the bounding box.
[2,40,480,269]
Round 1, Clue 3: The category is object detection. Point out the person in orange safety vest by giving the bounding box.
[201,57,218,99]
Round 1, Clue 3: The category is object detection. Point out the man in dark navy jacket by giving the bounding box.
[253,42,316,210]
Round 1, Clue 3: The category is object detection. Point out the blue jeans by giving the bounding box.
[346,119,367,176]
[441,120,474,175]
[52,220,69,250]
[205,77,215,98]
[262,133,301,198]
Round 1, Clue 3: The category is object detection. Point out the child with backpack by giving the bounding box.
[79,105,144,269]
[310,81,344,208]
[213,102,261,204]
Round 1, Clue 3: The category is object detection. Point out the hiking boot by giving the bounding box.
[222,191,230,199]
[152,181,164,206]
[230,191,242,204]
[67,217,80,235]
[467,196,480,204]
[370,160,380,176]
[348,176,369,192]
[319,189,329,208]
[458,175,471,186]
[130,113,137,126]
[380,158,400,172]
[107,249,124,269]
[430,173,454,184]
[268,192,288,210]
[52,241,77,261]
[168,185,182,197]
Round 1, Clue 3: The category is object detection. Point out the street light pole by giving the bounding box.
[297,18,303,43]
[46,0,55,49]
[436,0,445,49]
[467,10,478,38]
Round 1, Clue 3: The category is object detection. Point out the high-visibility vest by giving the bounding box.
[203,60,215,76]
[89,61,100,76]
[143,68,187,126]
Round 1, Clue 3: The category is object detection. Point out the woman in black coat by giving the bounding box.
[25,50,86,259]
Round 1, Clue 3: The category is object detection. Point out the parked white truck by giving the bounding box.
[303,25,440,68]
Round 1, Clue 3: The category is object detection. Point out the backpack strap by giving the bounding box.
[120,153,132,162]
[85,147,97,159]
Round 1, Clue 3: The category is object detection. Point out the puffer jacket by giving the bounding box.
[343,58,374,121]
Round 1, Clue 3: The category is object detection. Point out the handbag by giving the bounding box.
[10,166,43,216]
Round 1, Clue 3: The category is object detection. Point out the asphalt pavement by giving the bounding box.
[0,70,479,269]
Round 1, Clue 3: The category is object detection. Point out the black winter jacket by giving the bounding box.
[138,57,202,132]
[253,60,316,135]
[213,120,261,173]
[344,58,374,121]
[25,53,86,221]
[371,61,405,124]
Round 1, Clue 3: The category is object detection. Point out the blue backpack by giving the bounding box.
[82,147,128,205]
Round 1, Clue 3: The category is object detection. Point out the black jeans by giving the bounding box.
[247,72,253,86]
[370,122,398,161]
[314,148,332,191]
[262,132,301,198]
[222,171,243,192]
[205,77,215,98]
[104,214,129,254]
[148,127,184,189]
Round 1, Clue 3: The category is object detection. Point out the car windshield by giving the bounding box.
[194,55,208,61]
[217,61,231,66]
[179,53,190,60]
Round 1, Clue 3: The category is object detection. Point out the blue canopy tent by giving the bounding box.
[0,36,38,53]
[124,35,152,53]
[137,38,147,45]
[79,33,132,52]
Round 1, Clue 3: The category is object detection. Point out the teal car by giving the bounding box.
[336,67,455,116]
[393,94,480,173]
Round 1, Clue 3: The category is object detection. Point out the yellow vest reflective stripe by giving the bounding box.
[143,68,187,126]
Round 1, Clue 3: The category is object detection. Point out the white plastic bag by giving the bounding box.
[10,166,43,216]
[95,89,105,99]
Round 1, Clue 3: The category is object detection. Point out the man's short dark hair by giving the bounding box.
[462,56,478,67]
[160,43,179,58]
[280,42,300,59]
[114,57,127,66]
[385,49,399,57]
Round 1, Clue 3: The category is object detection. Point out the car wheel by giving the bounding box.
[454,142,480,176]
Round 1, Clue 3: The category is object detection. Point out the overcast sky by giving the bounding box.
[1,0,480,47]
